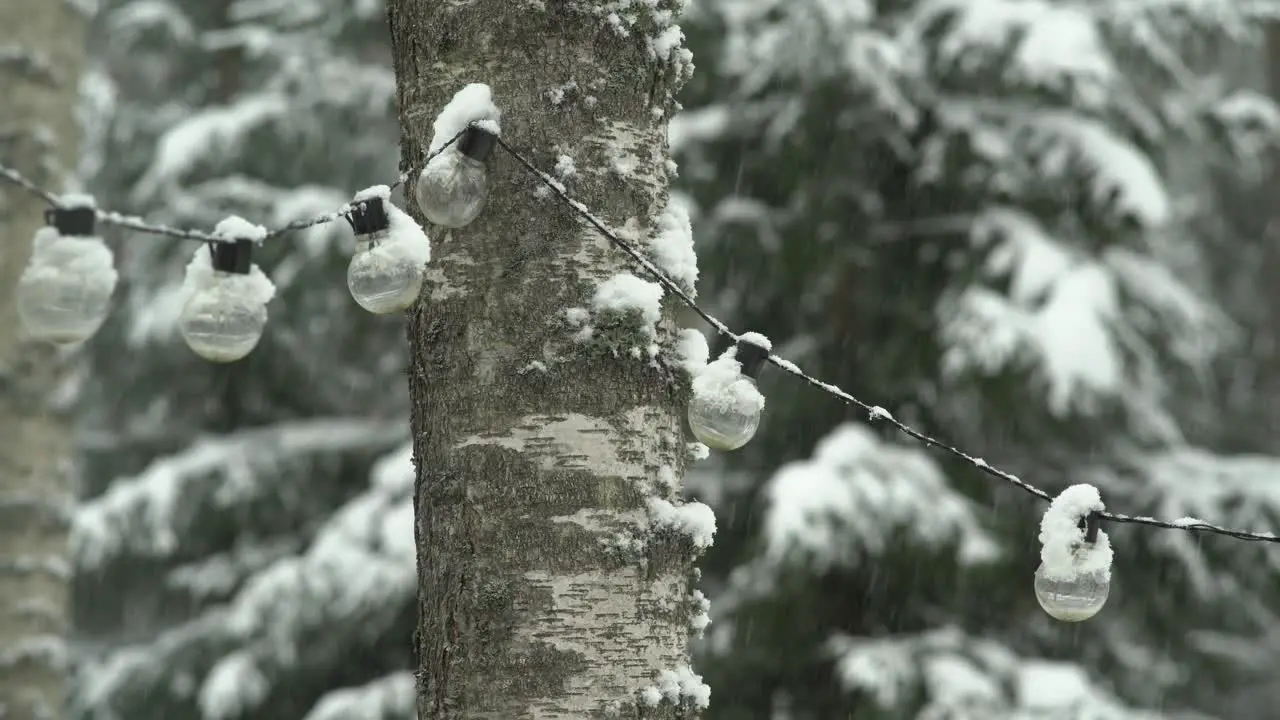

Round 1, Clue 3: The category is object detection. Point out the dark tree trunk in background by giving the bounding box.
[386,1,704,718]
[0,1,87,717]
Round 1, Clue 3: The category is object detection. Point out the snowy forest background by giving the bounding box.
[34,0,1280,718]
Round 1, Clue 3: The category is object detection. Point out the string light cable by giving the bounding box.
[492,133,1279,625]
[492,135,1280,547]
[0,131,464,359]
[2,117,1276,623]
[0,131,464,244]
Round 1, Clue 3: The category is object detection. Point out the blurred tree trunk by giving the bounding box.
[387,1,701,717]
[1260,27,1280,443]
[0,1,87,718]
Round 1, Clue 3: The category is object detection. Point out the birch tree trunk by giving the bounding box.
[386,2,706,717]
[0,1,87,718]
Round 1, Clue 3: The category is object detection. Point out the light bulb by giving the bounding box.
[687,334,771,451]
[1036,488,1112,623]
[16,213,117,344]
[347,234,425,314]
[17,258,114,344]
[1034,562,1109,622]
[179,273,269,363]
[178,235,274,363]
[688,377,763,451]
[416,126,495,229]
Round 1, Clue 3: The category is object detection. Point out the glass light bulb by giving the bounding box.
[1034,562,1109,622]
[17,266,113,344]
[347,236,425,314]
[688,378,762,451]
[415,150,489,228]
[179,272,268,363]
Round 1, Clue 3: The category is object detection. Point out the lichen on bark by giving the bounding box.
[386,1,703,717]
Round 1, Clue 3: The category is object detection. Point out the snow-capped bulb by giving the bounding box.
[16,197,118,344]
[687,333,770,451]
[178,218,275,363]
[344,188,431,314]
[1034,486,1113,622]
[415,124,496,229]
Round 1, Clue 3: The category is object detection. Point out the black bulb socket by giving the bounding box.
[210,239,254,275]
[735,337,770,380]
[46,206,96,237]
[457,125,497,163]
[346,196,390,237]
[1080,511,1102,544]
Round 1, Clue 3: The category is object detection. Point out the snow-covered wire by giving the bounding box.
[492,137,1280,547]
[0,163,60,205]
[3,124,1277,545]
[0,131,465,243]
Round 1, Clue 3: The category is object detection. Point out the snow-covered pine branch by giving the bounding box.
[75,443,418,720]
[74,419,406,571]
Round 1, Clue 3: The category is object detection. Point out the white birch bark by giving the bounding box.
[386,2,708,718]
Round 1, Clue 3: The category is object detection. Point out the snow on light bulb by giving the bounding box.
[687,332,770,452]
[1035,485,1113,622]
[177,217,275,363]
[416,124,497,229]
[344,186,431,314]
[16,196,118,344]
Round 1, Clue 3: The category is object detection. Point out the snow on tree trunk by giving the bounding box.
[0,1,87,717]
[387,2,707,718]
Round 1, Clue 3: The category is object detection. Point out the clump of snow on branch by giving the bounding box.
[593,273,664,336]
[1214,90,1280,169]
[941,208,1119,414]
[828,628,1160,717]
[1022,114,1170,227]
[199,650,269,720]
[72,420,401,570]
[763,424,998,569]
[689,341,766,421]
[921,0,1115,100]
[428,83,501,154]
[168,538,299,601]
[638,664,712,710]
[939,207,1223,421]
[350,185,431,266]
[303,673,415,720]
[130,96,290,201]
[1039,484,1112,582]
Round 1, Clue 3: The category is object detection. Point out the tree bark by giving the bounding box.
[0,1,87,718]
[387,2,704,718]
